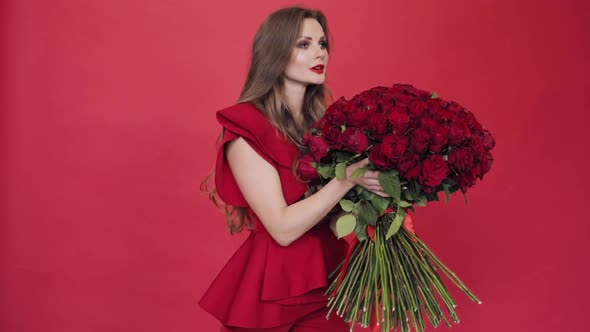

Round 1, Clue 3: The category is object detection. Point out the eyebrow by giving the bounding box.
[298,35,327,40]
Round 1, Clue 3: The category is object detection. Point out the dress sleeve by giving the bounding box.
[214,103,277,207]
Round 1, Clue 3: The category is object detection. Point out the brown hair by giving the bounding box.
[201,6,333,233]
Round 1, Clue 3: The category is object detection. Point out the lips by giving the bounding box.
[310,64,325,74]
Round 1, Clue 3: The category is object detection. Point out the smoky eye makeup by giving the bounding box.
[296,38,328,49]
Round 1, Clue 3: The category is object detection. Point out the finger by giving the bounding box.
[364,170,379,179]
[362,184,387,194]
[370,189,390,197]
[359,180,380,189]
[363,179,380,187]
[356,158,370,167]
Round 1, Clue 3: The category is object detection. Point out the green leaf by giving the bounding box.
[357,201,378,226]
[316,164,335,179]
[351,167,367,178]
[409,180,421,197]
[336,214,357,238]
[369,193,391,215]
[416,194,427,207]
[463,191,469,206]
[339,199,354,212]
[426,192,440,202]
[378,171,401,202]
[354,223,368,242]
[431,91,439,99]
[334,151,351,163]
[403,189,414,201]
[398,200,412,208]
[335,162,347,180]
[386,207,406,239]
[354,186,364,195]
[443,184,451,203]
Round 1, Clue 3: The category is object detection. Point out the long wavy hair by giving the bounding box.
[201,7,333,233]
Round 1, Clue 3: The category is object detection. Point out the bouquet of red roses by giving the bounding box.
[298,84,494,332]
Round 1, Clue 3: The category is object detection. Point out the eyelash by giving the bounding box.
[297,41,328,49]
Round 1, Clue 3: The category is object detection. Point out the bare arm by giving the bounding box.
[226,137,385,246]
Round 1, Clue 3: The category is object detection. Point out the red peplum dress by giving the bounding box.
[199,102,348,329]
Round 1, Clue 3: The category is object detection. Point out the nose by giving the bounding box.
[315,46,327,60]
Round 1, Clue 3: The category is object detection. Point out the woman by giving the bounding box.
[200,6,388,332]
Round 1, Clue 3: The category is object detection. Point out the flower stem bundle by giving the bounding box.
[325,214,481,332]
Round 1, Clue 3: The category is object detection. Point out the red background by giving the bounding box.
[2,0,589,331]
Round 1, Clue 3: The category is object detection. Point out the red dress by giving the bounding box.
[199,103,347,329]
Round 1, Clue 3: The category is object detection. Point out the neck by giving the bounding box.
[283,79,307,122]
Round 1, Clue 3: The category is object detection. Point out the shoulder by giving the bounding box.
[216,102,268,129]
[216,102,280,148]
[215,102,298,168]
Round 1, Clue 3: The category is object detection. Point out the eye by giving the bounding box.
[297,41,310,48]
[319,41,328,49]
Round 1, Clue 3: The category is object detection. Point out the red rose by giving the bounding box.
[341,100,358,116]
[409,127,430,154]
[447,101,465,113]
[348,110,371,127]
[395,84,430,98]
[448,147,474,172]
[448,117,471,145]
[363,100,379,112]
[469,135,486,155]
[327,97,346,113]
[303,134,330,161]
[429,99,456,122]
[397,153,421,179]
[387,106,410,133]
[323,125,343,149]
[420,155,449,189]
[369,145,393,170]
[311,116,328,132]
[458,110,483,131]
[341,127,370,154]
[380,134,407,163]
[370,86,389,95]
[481,129,496,151]
[367,112,389,140]
[476,152,494,179]
[393,93,413,106]
[456,168,478,192]
[428,123,448,153]
[401,85,419,96]
[324,97,348,126]
[351,92,378,112]
[408,100,429,118]
[379,98,395,114]
[297,155,320,181]
[325,109,348,126]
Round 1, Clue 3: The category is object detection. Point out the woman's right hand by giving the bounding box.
[345,158,389,197]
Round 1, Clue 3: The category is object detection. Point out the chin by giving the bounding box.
[308,78,326,85]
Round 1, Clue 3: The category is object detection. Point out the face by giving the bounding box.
[283,18,329,87]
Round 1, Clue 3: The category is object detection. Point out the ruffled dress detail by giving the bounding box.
[199,103,347,328]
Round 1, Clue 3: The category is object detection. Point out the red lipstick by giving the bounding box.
[310,64,325,74]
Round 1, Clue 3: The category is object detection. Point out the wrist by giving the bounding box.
[337,174,356,191]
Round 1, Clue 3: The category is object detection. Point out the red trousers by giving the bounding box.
[219,306,349,332]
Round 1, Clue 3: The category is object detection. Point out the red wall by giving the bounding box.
[2,0,589,331]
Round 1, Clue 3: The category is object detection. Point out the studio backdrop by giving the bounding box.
[1,0,589,331]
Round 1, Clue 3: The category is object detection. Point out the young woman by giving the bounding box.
[200,6,388,332]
